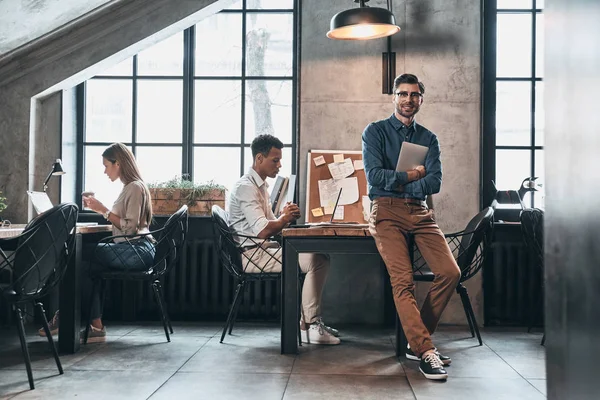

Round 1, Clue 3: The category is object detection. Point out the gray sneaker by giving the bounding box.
[81,325,107,344]
[315,317,340,337]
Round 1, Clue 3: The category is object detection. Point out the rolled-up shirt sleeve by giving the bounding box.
[236,183,270,237]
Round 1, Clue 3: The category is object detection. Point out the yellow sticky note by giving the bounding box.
[313,155,326,166]
[323,205,335,215]
[353,159,364,170]
[333,154,344,163]
[311,207,324,217]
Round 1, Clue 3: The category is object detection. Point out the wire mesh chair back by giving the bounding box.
[211,205,245,279]
[1,203,78,301]
[413,207,494,281]
[152,205,188,276]
[520,208,544,272]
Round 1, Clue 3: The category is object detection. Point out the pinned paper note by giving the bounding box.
[311,207,324,217]
[327,158,355,180]
[313,155,326,166]
[362,195,372,222]
[333,205,345,220]
[333,154,345,163]
[353,159,364,170]
[318,177,359,208]
[323,205,334,215]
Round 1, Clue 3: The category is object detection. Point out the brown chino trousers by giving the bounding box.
[369,197,461,357]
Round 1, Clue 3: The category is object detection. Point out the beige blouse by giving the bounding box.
[110,180,150,242]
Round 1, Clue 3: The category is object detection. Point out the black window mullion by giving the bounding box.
[240,0,248,176]
[132,55,138,155]
[291,0,299,175]
[76,82,86,209]
[529,1,537,207]
[183,27,195,180]
[482,0,497,208]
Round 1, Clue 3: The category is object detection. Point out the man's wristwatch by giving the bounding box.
[103,209,111,220]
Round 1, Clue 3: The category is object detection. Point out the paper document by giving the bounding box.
[396,142,429,172]
[327,158,355,180]
[362,195,372,222]
[318,177,359,208]
[333,205,345,220]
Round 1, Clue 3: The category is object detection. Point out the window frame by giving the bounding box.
[74,0,299,210]
[482,0,544,208]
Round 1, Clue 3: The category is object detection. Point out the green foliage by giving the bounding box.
[0,191,6,214]
[148,175,226,207]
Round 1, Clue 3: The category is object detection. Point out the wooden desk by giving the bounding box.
[0,224,112,353]
[281,226,407,356]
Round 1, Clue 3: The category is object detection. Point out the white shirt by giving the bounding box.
[227,168,276,246]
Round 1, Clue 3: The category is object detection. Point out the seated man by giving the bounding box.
[227,134,340,345]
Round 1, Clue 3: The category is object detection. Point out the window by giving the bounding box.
[77,0,297,208]
[483,0,544,208]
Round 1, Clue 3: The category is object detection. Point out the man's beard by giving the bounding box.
[396,103,420,119]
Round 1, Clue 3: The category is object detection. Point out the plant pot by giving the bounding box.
[150,188,225,216]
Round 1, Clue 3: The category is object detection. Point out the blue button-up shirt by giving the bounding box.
[362,113,442,201]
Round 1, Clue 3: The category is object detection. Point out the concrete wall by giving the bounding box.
[301,0,481,325]
[0,0,232,223]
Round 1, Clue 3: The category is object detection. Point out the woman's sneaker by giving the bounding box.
[80,325,107,344]
[301,321,341,345]
[38,311,59,337]
[419,352,448,380]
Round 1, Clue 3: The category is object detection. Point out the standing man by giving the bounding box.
[228,134,340,345]
[362,74,460,380]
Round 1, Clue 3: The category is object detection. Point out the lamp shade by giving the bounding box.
[51,159,65,175]
[327,6,400,40]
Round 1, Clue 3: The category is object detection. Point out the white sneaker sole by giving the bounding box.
[419,367,448,380]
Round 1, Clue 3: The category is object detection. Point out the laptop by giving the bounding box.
[27,191,97,227]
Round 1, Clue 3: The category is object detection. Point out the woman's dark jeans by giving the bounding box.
[82,240,156,321]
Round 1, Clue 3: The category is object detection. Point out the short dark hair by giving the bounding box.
[393,73,425,94]
[251,134,284,159]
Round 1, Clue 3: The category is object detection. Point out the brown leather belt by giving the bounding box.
[402,198,427,207]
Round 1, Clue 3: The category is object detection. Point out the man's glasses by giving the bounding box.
[395,91,423,99]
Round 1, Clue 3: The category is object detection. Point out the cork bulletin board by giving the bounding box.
[305,150,369,224]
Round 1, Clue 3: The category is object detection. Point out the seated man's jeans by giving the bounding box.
[82,240,156,321]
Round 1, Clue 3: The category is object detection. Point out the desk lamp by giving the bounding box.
[43,159,66,192]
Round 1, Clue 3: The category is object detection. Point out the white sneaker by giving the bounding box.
[301,321,341,345]
[315,317,340,337]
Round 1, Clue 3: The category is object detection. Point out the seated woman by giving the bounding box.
[40,143,154,342]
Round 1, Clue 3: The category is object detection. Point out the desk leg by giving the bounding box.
[396,314,407,359]
[281,240,299,354]
[59,233,82,354]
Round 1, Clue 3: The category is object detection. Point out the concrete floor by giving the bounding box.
[0,322,546,399]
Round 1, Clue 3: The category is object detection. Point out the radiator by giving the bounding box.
[103,239,281,322]
[483,232,544,326]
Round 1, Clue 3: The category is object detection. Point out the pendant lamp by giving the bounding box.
[327,0,401,41]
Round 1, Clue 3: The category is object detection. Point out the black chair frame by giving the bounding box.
[520,208,545,345]
[211,205,304,344]
[410,207,495,346]
[82,205,188,344]
[0,203,78,390]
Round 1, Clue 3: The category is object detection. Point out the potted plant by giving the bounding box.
[148,176,226,216]
[0,191,7,223]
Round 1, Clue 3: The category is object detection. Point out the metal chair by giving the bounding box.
[211,205,286,343]
[82,205,188,344]
[520,208,545,345]
[0,203,78,390]
[412,207,495,345]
